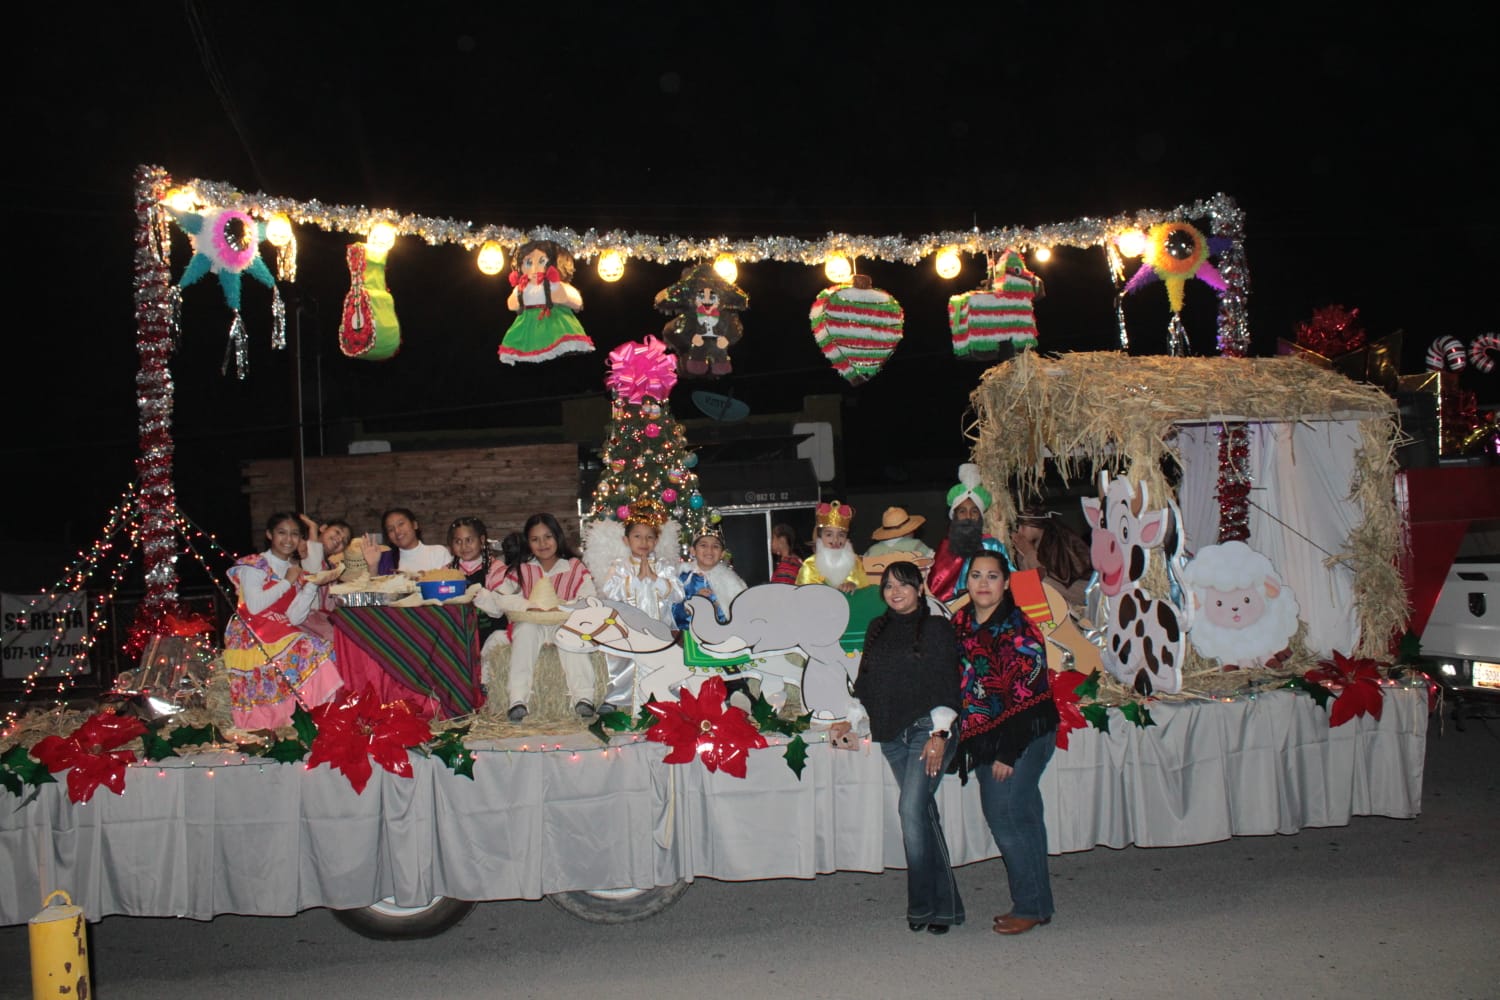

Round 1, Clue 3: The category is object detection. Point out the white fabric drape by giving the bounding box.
[1175,419,1367,656]
[0,687,1426,925]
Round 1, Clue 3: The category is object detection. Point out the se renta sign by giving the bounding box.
[1,593,94,679]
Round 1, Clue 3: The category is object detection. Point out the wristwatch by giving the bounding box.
[930,730,949,740]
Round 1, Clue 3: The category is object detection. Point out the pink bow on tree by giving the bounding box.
[606,336,678,404]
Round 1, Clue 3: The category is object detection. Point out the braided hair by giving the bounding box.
[447,516,491,578]
[513,240,575,316]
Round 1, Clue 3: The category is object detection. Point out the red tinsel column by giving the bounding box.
[1216,423,1251,543]
[127,165,186,654]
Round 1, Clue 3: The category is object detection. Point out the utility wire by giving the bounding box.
[182,0,270,191]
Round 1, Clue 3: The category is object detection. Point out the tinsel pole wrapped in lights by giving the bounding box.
[129,166,187,655]
[1217,423,1252,543]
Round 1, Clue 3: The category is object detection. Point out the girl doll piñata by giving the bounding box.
[498,240,594,364]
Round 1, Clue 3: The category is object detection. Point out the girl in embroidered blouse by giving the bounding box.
[447,517,509,646]
[497,240,594,364]
[952,551,1060,937]
[223,512,344,730]
[482,513,598,723]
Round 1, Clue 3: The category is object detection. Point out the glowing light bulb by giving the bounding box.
[597,250,626,282]
[1033,246,1053,263]
[163,187,198,213]
[367,222,398,254]
[934,246,962,279]
[265,214,293,247]
[476,240,506,275]
[824,254,853,284]
[713,254,738,283]
[1116,229,1148,258]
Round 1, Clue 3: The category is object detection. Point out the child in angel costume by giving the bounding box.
[596,503,685,713]
[498,239,594,364]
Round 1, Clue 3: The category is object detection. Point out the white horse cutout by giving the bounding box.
[553,597,805,711]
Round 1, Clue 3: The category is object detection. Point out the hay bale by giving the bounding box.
[481,641,607,726]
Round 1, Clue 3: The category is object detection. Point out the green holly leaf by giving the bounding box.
[265,739,309,764]
[750,691,778,730]
[1120,702,1155,729]
[429,732,476,779]
[783,734,809,780]
[169,724,216,749]
[634,705,656,731]
[2,745,55,788]
[586,717,611,745]
[1284,676,1333,709]
[0,768,21,797]
[1081,702,1111,734]
[291,704,317,746]
[1075,669,1102,700]
[236,742,268,758]
[141,731,179,762]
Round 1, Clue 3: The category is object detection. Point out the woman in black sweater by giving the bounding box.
[828,561,964,934]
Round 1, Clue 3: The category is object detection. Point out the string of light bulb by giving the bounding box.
[163,170,1239,275]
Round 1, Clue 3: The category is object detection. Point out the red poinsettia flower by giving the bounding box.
[307,686,433,794]
[645,675,768,779]
[1307,650,1385,727]
[31,711,148,804]
[1051,670,1089,750]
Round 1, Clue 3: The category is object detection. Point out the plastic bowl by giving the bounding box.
[418,579,464,601]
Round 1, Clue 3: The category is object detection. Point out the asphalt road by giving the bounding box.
[4,714,1497,1000]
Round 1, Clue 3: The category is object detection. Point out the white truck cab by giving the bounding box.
[1422,557,1500,725]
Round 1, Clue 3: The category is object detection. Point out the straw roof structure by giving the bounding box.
[968,351,1406,675]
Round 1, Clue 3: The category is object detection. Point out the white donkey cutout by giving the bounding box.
[553,596,808,713]
[1080,472,1187,695]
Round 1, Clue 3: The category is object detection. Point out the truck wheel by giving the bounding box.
[546,881,690,924]
[332,895,477,940]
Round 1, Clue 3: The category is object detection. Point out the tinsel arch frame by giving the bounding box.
[157,167,1251,358]
[968,351,1405,695]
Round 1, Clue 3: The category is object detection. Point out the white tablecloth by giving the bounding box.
[0,686,1427,924]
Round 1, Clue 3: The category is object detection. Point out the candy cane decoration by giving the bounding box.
[1470,333,1499,374]
[1425,335,1468,371]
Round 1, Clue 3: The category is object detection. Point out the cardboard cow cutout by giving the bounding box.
[1080,472,1186,695]
[1180,541,1301,669]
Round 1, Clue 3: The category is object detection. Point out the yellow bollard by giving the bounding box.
[28,890,89,1000]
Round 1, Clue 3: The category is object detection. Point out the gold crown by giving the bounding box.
[626,499,668,528]
[816,500,854,530]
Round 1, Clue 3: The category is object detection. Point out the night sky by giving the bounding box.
[8,4,1496,590]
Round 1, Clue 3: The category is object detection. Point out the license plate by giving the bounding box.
[1474,662,1500,689]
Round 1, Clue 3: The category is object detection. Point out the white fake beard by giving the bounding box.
[814,539,856,583]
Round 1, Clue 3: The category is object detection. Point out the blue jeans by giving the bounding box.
[880,719,965,927]
[976,733,1055,920]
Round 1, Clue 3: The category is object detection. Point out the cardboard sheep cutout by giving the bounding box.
[1180,541,1300,669]
[1080,472,1186,695]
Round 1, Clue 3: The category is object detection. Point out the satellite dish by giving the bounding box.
[692,390,750,422]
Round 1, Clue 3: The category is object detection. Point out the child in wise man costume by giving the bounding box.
[796,500,870,593]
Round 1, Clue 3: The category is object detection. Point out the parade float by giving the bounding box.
[0,168,1443,938]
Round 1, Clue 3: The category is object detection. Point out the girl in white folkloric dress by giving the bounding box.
[224,512,344,729]
[480,513,597,723]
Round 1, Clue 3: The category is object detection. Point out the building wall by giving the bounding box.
[240,443,580,552]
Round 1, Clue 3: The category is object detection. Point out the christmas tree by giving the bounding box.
[587,337,711,550]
